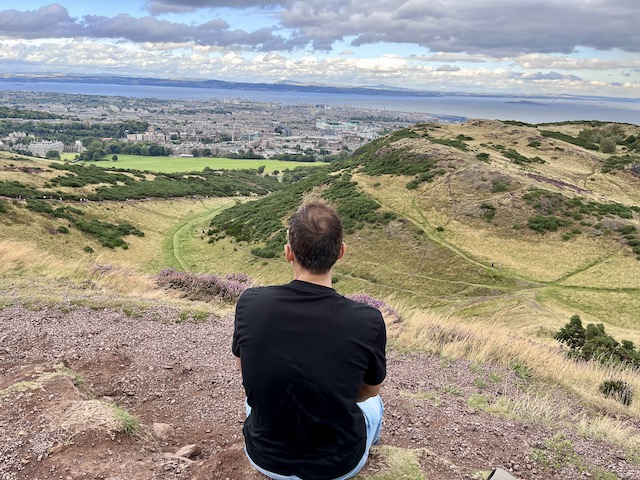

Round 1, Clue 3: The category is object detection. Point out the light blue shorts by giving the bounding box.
[244,395,384,480]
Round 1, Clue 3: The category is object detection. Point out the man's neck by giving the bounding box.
[293,268,333,288]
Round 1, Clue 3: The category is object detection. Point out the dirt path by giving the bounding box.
[1,302,638,479]
[168,200,234,272]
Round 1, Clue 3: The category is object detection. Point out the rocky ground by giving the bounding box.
[1,302,639,480]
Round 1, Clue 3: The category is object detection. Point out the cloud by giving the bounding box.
[0,4,80,39]
[514,53,640,71]
[144,1,289,15]
[411,53,487,64]
[2,1,640,58]
[0,4,296,51]
[279,0,640,56]
[436,65,461,72]
[515,71,583,82]
[3,36,639,97]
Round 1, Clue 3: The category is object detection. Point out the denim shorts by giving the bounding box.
[244,395,384,480]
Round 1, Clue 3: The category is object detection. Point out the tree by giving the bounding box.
[555,314,585,348]
[112,154,118,161]
[45,150,61,159]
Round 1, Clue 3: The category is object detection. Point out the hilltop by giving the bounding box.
[1,119,640,479]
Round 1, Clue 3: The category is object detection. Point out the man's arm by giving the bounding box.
[235,356,242,371]
[358,381,382,402]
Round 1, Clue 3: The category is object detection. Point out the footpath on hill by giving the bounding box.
[1,302,638,480]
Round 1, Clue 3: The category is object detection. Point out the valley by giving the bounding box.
[1,117,640,479]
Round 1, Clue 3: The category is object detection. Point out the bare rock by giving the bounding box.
[175,444,202,459]
[153,422,174,440]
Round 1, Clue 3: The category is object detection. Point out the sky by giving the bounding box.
[0,1,639,98]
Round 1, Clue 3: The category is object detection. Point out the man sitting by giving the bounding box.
[233,200,386,479]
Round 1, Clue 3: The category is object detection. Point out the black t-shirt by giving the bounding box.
[232,280,386,480]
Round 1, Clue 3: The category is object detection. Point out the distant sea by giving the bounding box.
[2,81,639,125]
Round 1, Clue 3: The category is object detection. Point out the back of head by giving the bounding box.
[288,200,343,274]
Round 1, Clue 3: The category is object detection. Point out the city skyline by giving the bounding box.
[1,1,639,98]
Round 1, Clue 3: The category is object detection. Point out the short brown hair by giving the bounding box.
[288,200,343,274]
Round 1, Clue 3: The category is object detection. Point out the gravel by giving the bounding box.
[1,302,639,479]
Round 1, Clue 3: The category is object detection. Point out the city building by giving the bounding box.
[28,140,64,157]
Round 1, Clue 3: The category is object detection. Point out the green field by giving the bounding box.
[60,153,323,173]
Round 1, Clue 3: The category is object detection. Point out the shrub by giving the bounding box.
[250,247,278,258]
[83,246,94,254]
[618,225,637,235]
[600,138,617,154]
[503,148,545,165]
[555,314,640,369]
[56,226,69,234]
[491,181,509,193]
[527,215,570,233]
[480,203,497,221]
[476,152,490,162]
[540,130,599,150]
[155,269,253,303]
[26,200,55,215]
[599,380,633,406]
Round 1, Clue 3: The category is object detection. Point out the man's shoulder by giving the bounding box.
[238,284,280,300]
[237,283,294,305]
[340,296,385,324]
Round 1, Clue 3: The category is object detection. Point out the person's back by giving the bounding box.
[233,200,386,480]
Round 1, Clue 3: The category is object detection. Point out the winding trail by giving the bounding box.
[168,200,235,272]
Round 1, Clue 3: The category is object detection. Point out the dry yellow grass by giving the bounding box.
[359,173,621,283]
[393,309,640,418]
[577,415,640,460]
[0,240,86,278]
[545,288,640,332]
[558,250,640,289]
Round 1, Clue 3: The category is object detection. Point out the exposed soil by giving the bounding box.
[1,302,638,480]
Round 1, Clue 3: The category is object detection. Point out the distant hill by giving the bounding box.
[4,73,636,102]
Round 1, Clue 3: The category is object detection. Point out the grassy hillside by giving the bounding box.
[1,121,640,477]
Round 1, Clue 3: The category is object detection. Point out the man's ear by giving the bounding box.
[284,243,295,264]
[337,242,346,260]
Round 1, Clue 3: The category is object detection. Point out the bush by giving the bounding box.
[26,200,55,215]
[83,246,94,254]
[555,314,585,350]
[56,226,69,234]
[599,380,633,406]
[155,269,253,303]
[600,138,617,154]
[555,314,640,369]
[527,215,569,233]
[480,203,496,221]
[540,130,599,150]
[491,181,509,193]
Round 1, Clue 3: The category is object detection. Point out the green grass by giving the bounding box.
[111,403,140,436]
[357,446,425,480]
[61,153,324,174]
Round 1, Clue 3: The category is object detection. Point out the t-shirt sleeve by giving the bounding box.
[363,319,386,386]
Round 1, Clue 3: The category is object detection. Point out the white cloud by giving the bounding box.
[514,53,640,71]
[1,36,639,97]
